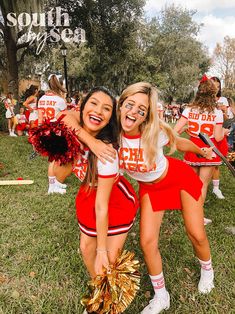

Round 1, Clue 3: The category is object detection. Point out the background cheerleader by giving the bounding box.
[37,74,67,194]
[4,92,17,136]
[210,76,232,199]
[15,107,28,136]
[23,85,39,129]
[175,76,225,225]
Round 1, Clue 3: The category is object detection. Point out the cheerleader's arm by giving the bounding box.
[59,110,116,163]
[174,116,188,135]
[176,136,213,159]
[23,96,35,112]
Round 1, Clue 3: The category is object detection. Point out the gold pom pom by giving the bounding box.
[81,250,140,313]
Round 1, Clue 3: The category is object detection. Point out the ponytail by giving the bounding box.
[48,74,67,97]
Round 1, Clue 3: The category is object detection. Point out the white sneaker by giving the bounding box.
[141,293,170,314]
[212,188,225,199]
[53,186,66,194]
[204,218,212,225]
[198,273,214,294]
[56,181,67,189]
[48,186,55,194]
[48,185,66,195]
[82,310,88,314]
[10,132,17,137]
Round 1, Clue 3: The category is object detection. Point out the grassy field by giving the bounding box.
[0,133,234,314]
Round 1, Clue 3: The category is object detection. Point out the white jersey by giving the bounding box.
[27,97,38,121]
[38,92,67,122]
[73,148,119,182]
[4,98,14,118]
[119,131,169,182]
[181,107,223,138]
[16,114,27,124]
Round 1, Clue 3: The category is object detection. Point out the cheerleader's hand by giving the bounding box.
[95,250,110,276]
[91,139,116,164]
[201,147,214,160]
[223,128,230,136]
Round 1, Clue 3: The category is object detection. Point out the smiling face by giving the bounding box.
[120,93,149,136]
[81,91,114,136]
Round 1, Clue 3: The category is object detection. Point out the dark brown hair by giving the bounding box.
[48,75,67,97]
[211,76,221,98]
[189,79,218,113]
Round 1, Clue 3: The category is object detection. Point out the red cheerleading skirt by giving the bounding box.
[25,109,30,121]
[138,157,203,211]
[216,137,228,157]
[184,136,222,166]
[76,175,139,237]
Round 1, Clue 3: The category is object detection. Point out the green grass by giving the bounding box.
[0,133,234,314]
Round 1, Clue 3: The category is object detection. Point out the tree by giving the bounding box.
[59,0,145,93]
[212,36,235,99]
[0,0,43,97]
[139,5,210,103]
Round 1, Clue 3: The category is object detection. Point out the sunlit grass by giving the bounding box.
[0,133,234,313]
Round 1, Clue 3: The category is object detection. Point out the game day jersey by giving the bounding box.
[38,92,67,122]
[181,107,223,138]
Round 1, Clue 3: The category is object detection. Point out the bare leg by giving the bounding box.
[107,233,128,264]
[48,161,55,177]
[197,166,215,204]
[80,232,128,278]
[140,194,165,275]
[181,191,214,293]
[54,162,73,183]
[181,191,210,260]
[140,194,170,314]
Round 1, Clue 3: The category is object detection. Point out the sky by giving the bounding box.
[144,0,235,55]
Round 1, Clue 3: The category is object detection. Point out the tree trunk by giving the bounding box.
[4,28,19,98]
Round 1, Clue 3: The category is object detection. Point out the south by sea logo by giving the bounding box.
[7,6,86,54]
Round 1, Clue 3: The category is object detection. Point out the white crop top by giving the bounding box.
[119,131,169,182]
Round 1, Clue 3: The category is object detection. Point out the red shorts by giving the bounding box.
[76,176,138,237]
[138,157,203,211]
[16,123,28,131]
[184,136,222,166]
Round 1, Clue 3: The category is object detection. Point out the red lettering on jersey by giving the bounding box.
[201,114,207,121]
[189,112,199,120]
[119,147,144,162]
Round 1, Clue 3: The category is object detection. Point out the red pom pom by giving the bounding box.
[200,74,209,83]
[17,177,23,180]
[28,117,82,164]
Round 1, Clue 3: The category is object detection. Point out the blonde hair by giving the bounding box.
[118,82,176,168]
[48,74,67,97]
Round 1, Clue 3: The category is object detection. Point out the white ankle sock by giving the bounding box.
[48,176,56,186]
[198,258,214,293]
[198,258,214,280]
[150,272,168,299]
[212,180,219,189]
